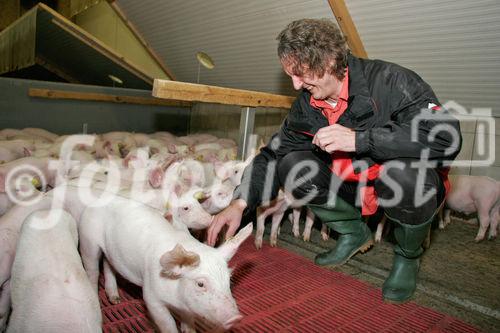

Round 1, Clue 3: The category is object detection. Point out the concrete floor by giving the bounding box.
[258,216,500,333]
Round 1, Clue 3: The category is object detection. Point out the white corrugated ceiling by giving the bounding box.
[116,0,500,116]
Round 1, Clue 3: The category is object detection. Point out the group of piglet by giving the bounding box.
[0,127,498,332]
[0,127,258,333]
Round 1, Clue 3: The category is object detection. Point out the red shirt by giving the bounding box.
[309,69,380,215]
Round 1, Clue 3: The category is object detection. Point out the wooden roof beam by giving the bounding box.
[327,0,367,58]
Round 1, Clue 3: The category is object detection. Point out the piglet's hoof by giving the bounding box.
[254,238,263,250]
[109,296,122,304]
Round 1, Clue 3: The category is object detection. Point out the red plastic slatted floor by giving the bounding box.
[100,237,481,332]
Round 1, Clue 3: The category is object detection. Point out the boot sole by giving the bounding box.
[328,237,374,268]
[383,295,413,304]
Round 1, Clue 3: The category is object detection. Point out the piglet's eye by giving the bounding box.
[197,281,204,288]
[183,206,189,211]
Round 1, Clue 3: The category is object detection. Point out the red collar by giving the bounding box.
[310,68,349,110]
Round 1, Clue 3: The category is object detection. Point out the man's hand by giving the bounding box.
[207,199,247,246]
[312,124,356,153]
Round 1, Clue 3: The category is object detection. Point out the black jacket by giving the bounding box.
[234,55,462,212]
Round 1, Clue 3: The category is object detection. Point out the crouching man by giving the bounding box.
[208,18,461,304]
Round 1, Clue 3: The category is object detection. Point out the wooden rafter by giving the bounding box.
[107,0,176,80]
[327,0,367,58]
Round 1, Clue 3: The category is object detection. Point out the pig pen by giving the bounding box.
[97,229,492,333]
[1,77,498,332]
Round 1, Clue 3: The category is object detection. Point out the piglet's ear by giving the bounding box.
[160,244,200,279]
[164,211,173,224]
[167,143,177,154]
[148,167,163,188]
[217,223,253,262]
[214,162,230,180]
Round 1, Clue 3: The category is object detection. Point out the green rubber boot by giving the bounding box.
[382,215,433,303]
[308,197,373,267]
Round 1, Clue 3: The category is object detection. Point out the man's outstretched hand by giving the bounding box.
[207,199,247,246]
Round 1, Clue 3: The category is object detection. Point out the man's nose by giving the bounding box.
[291,75,303,90]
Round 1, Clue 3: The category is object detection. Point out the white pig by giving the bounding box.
[163,187,213,231]
[7,209,102,333]
[0,140,33,160]
[0,157,63,216]
[79,197,251,333]
[0,195,62,331]
[0,148,18,165]
[442,175,500,241]
[0,182,138,331]
[254,191,317,249]
[294,207,322,242]
[21,128,58,142]
[201,180,235,215]
[214,155,254,187]
[0,130,23,140]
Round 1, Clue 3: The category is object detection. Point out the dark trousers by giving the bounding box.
[277,151,445,225]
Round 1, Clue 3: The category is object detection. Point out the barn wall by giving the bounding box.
[346,0,500,118]
[452,116,500,180]
[0,77,190,135]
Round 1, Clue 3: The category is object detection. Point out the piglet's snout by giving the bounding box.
[212,297,241,329]
[222,314,243,329]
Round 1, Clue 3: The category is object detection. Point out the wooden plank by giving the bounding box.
[327,0,368,59]
[152,80,295,109]
[108,1,176,80]
[36,3,154,85]
[29,88,192,107]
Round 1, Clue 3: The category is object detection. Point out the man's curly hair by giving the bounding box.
[277,18,349,81]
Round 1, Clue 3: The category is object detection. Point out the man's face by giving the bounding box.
[281,61,343,101]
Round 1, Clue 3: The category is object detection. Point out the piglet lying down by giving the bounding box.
[79,195,252,333]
